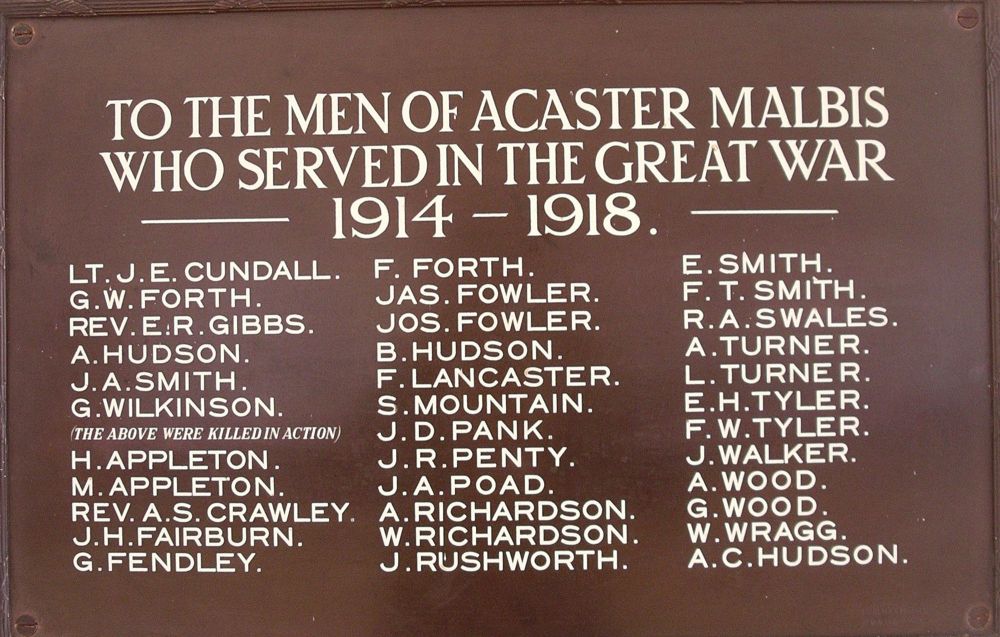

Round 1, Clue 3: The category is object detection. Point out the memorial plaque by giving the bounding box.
[0,2,998,635]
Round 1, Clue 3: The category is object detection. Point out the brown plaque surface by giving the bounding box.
[1,3,997,636]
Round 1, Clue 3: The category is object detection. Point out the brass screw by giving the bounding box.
[14,615,38,637]
[958,6,980,29]
[967,605,992,631]
[11,23,33,46]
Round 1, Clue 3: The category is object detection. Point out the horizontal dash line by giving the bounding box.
[691,209,838,216]
[141,217,291,225]
[472,211,509,218]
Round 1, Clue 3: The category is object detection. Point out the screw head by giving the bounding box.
[11,23,33,46]
[14,615,37,637]
[967,605,992,631]
[958,6,980,29]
